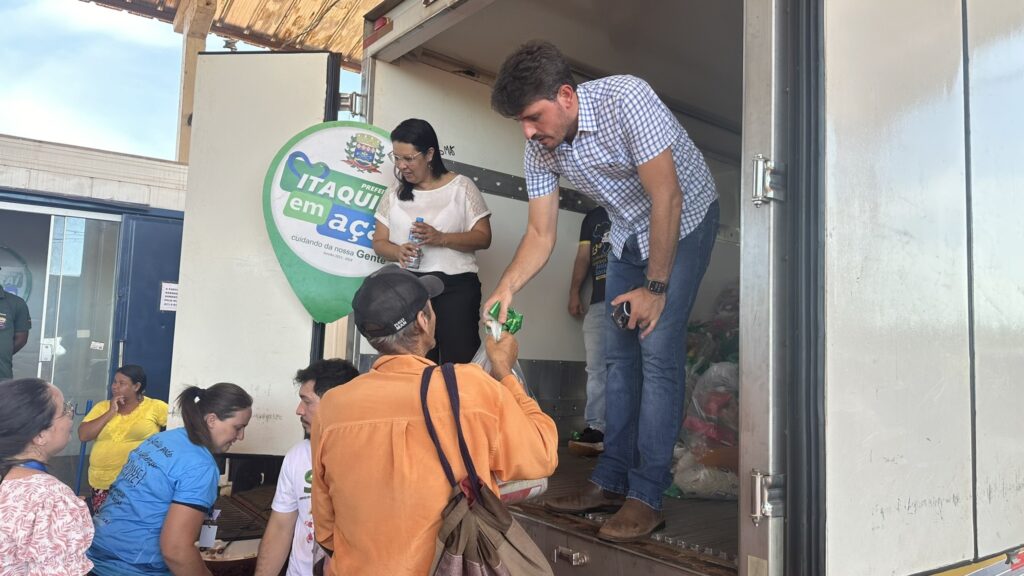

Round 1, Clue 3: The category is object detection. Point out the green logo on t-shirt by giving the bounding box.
[304,469,313,494]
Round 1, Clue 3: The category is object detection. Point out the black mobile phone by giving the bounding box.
[612,300,632,330]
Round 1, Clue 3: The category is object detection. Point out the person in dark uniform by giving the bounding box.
[0,266,31,381]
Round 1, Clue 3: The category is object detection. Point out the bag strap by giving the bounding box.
[420,363,485,503]
[438,363,484,503]
[421,365,456,487]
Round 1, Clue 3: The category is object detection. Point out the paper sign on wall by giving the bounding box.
[160,282,179,312]
[263,121,393,323]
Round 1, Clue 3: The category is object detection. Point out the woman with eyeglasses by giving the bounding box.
[88,382,252,576]
[372,118,493,364]
[0,378,94,575]
[78,365,168,513]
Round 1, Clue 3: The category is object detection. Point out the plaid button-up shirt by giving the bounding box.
[524,75,717,259]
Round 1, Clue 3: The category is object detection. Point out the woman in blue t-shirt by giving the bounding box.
[88,382,253,576]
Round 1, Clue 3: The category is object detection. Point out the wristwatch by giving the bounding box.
[644,277,668,295]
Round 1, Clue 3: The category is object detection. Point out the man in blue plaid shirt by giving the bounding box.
[487,41,720,542]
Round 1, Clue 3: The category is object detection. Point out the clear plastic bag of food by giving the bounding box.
[686,327,717,376]
[683,362,739,445]
[671,362,740,499]
[469,337,534,399]
[474,305,546,502]
[471,303,535,398]
[672,443,740,500]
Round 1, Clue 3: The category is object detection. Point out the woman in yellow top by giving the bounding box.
[78,365,168,512]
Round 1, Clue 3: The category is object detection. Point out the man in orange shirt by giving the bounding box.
[311,265,558,575]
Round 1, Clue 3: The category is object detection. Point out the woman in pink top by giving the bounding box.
[0,378,94,575]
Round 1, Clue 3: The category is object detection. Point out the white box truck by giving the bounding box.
[351,1,1024,575]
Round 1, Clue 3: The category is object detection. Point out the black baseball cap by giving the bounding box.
[352,265,443,338]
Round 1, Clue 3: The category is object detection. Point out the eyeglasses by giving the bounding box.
[60,400,74,419]
[387,150,424,165]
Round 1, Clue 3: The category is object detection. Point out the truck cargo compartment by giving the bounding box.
[513,448,737,575]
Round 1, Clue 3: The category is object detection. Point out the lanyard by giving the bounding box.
[19,460,48,473]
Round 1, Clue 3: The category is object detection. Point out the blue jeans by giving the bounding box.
[591,201,719,510]
[582,302,607,431]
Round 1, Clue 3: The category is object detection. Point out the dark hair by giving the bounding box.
[176,383,253,452]
[295,359,360,398]
[491,40,577,118]
[115,364,147,398]
[391,118,449,201]
[0,379,57,479]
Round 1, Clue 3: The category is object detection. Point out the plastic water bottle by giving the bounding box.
[407,217,424,269]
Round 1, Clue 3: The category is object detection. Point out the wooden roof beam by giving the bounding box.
[173,0,216,36]
[174,0,217,164]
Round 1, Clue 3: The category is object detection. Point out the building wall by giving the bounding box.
[0,135,187,211]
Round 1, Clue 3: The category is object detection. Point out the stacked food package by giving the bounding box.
[669,285,740,500]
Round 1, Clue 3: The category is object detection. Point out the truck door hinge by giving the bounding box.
[752,154,786,207]
[750,469,785,526]
[337,92,367,118]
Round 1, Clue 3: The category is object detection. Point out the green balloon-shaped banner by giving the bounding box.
[263,121,392,323]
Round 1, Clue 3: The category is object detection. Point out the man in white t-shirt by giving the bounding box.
[255,359,360,576]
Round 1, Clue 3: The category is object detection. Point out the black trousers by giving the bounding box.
[414,271,482,365]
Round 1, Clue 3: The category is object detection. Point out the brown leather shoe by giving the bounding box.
[567,440,604,457]
[596,498,665,543]
[544,482,626,513]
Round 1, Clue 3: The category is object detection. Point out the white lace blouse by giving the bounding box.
[375,174,491,275]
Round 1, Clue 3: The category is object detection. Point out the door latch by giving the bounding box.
[752,154,786,207]
[750,469,785,526]
[553,545,589,566]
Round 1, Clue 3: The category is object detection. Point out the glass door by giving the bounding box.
[40,214,120,488]
[0,204,120,490]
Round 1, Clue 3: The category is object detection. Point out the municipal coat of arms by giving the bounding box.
[343,133,385,173]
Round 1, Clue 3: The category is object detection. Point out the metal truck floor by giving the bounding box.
[512,448,738,575]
